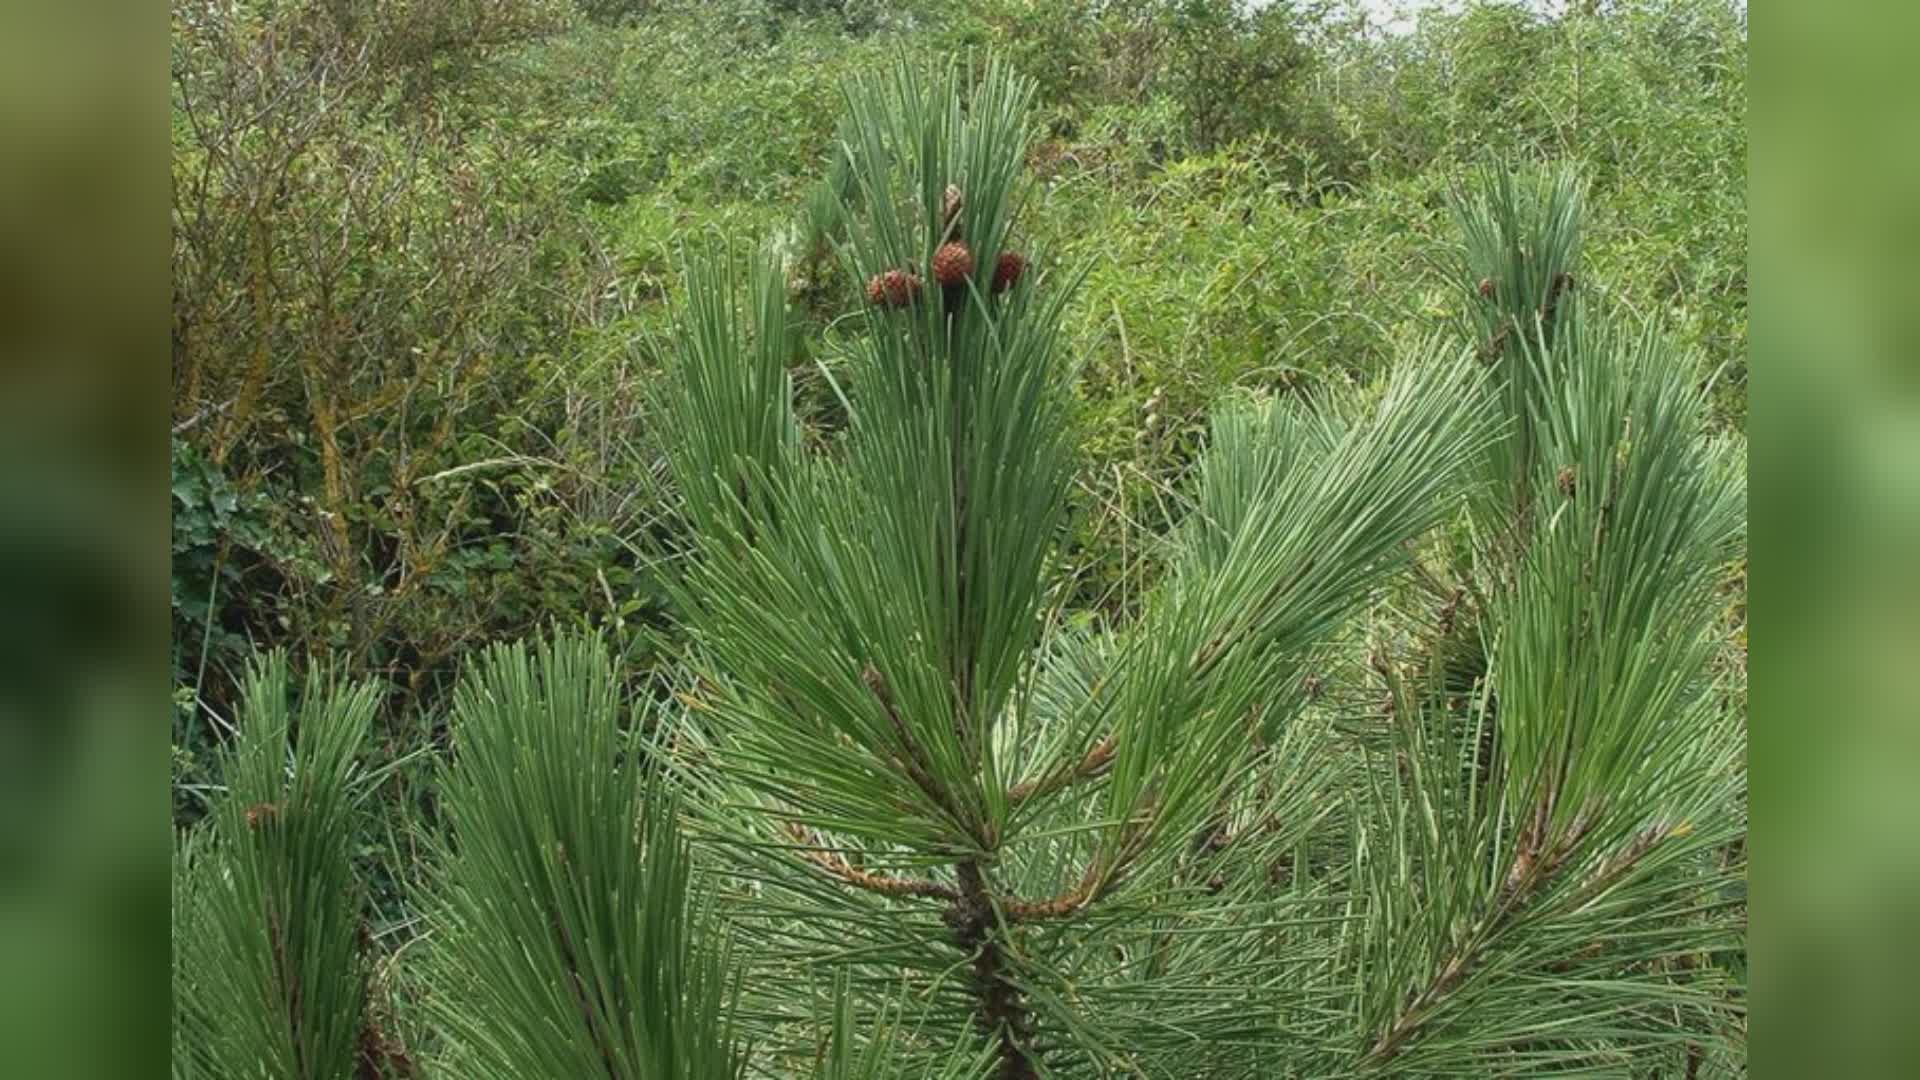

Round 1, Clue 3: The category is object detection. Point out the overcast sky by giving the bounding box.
[1240,0,1545,36]
[1348,1,1570,35]
[1256,0,1745,37]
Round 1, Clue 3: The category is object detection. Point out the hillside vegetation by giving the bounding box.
[171,3,1747,1074]
[172,0,1744,743]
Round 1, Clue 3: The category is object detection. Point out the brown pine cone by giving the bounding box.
[866,268,923,309]
[932,242,974,287]
[991,250,1027,294]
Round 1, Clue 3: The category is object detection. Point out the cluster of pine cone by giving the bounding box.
[865,184,1027,309]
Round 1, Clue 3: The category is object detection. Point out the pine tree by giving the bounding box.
[655,59,1742,1077]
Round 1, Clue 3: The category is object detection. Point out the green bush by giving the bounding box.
[578,0,654,25]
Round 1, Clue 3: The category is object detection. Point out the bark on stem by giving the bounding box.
[948,861,1038,1080]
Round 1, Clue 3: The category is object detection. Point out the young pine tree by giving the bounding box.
[653,58,1745,1079]
[170,654,403,1080]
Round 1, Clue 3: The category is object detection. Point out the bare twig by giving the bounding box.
[173,398,237,435]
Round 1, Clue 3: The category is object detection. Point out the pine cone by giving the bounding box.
[1477,277,1496,299]
[991,250,1027,294]
[866,269,923,309]
[932,242,974,287]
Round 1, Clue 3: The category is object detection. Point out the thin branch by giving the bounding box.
[1001,815,1153,923]
[174,397,237,435]
[1502,795,1595,903]
[784,811,1138,925]
[1001,859,1105,921]
[863,664,973,833]
[1566,820,1678,911]
[1190,557,1316,678]
[782,823,959,903]
[1006,734,1116,806]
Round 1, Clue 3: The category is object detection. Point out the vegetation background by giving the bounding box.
[169,0,1746,1058]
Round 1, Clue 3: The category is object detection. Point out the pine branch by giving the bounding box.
[779,818,1131,922]
[1567,821,1683,911]
[1189,556,1318,679]
[1004,808,1155,922]
[1362,812,1673,1071]
[173,654,381,1080]
[1001,860,1106,922]
[428,635,742,1080]
[1502,797,1599,904]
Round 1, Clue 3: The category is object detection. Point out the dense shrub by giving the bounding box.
[170,0,665,732]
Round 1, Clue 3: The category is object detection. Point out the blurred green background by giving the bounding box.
[1754,3,1920,1077]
